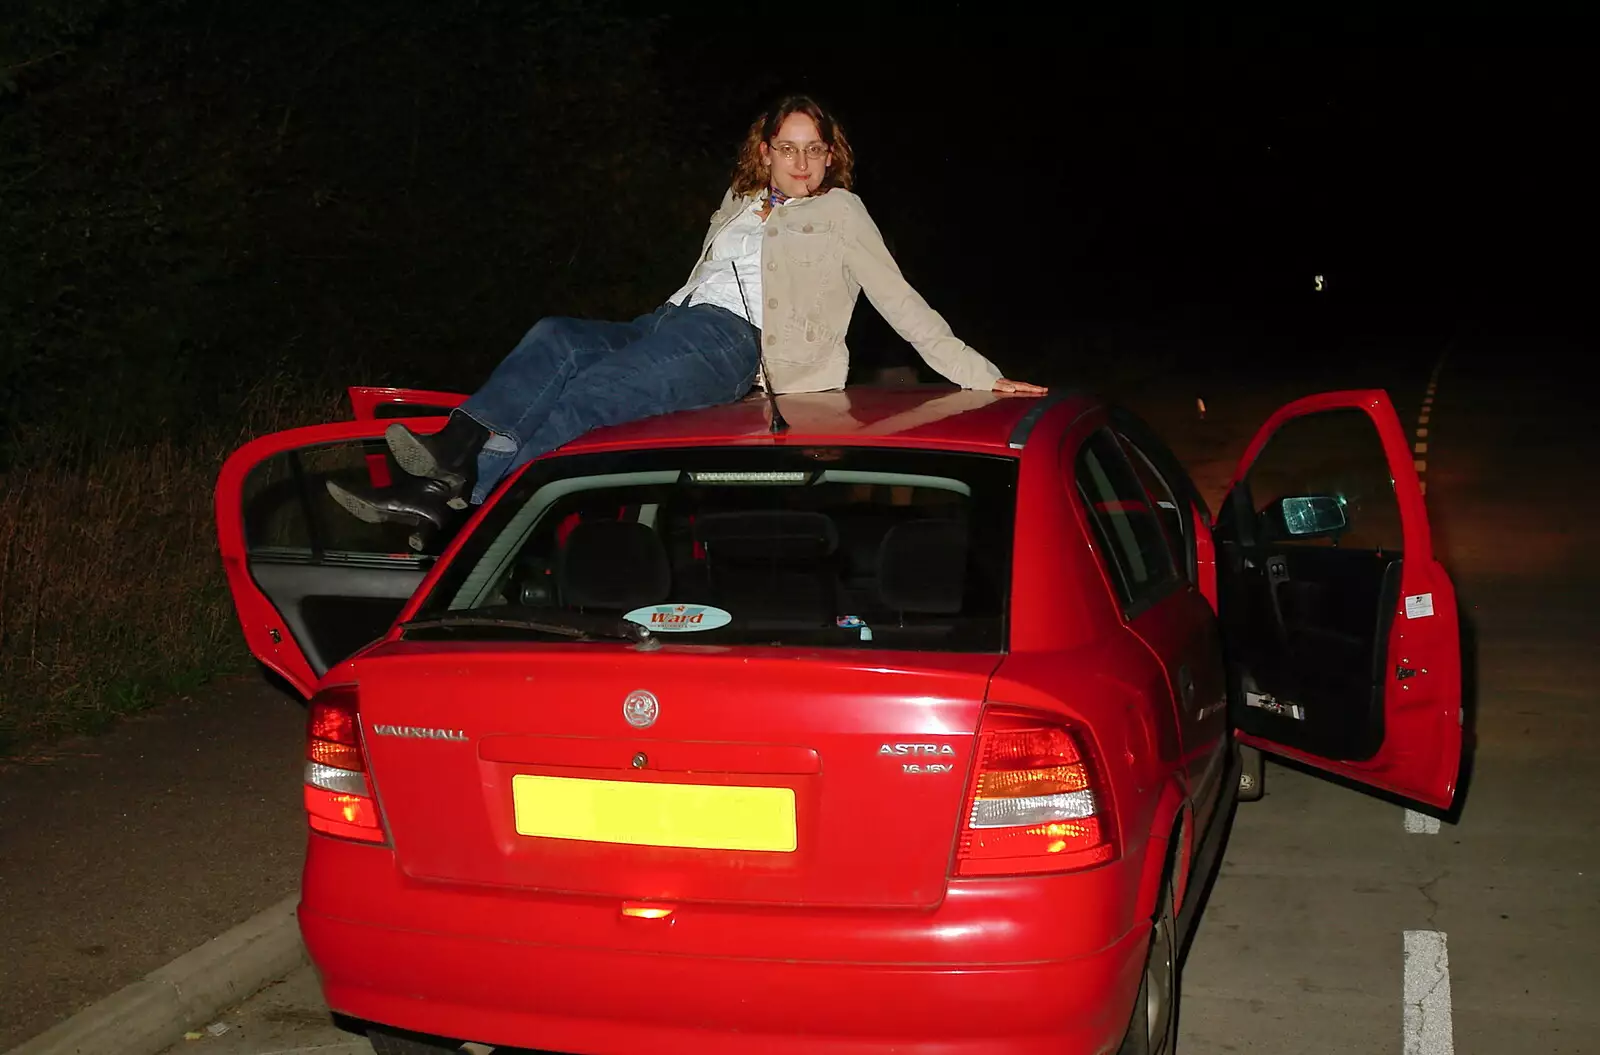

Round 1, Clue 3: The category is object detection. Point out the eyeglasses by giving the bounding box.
[769,141,831,162]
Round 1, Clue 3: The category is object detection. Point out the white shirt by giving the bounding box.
[667,196,767,327]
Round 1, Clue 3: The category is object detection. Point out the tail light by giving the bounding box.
[956,708,1116,876]
[304,684,387,844]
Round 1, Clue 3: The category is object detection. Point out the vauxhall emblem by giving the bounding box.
[622,689,659,729]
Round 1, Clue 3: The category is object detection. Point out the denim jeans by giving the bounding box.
[455,302,760,505]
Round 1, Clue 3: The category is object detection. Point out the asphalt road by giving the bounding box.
[15,334,1597,1055]
[1176,335,1600,1053]
[0,677,308,1050]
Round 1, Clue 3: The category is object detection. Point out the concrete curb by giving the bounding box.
[5,894,307,1055]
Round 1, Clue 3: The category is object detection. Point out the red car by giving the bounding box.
[216,383,1461,1055]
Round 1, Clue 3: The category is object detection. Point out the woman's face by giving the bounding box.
[760,112,832,199]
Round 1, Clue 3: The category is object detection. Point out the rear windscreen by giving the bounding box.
[412,446,1018,652]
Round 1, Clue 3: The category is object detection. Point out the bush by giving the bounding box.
[0,0,724,750]
[0,377,341,753]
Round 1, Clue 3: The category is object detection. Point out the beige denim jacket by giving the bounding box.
[689,188,1004,394]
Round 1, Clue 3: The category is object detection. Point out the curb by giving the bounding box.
[5,894,307,1055]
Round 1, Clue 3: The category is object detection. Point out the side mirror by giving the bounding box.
[1275,494,1348,538]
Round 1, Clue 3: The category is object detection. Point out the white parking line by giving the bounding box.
[1403,930,1455,1055]
[1404,810,1442,834]
[1403,359,1455,1054]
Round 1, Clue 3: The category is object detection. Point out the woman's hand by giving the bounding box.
[992,378,1048,395]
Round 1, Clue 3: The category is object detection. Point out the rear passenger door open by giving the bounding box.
[215,417,469,697]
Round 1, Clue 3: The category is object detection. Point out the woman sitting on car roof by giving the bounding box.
[326,92,1046,547]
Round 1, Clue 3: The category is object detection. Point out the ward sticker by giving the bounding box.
[624,603,732,633]
[1404,593,1435,620]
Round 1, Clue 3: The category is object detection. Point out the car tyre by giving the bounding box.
[1116,875,1179,1055]
[366,1027,459,1054]
[1237,743,1264,802]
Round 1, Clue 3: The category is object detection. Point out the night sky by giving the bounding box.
[646,24,1592,374]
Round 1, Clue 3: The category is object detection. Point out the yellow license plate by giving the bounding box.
[511,774,797,852]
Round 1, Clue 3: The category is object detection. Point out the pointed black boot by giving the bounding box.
[325,475,460,552]
[384,411,490,504]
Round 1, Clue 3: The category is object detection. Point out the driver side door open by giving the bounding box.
[1215,390,1462,810]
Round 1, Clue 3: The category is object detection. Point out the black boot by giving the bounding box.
[326,476,460,553]
[384,411,490,502]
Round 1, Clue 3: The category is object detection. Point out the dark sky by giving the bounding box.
[645,24,1592,350]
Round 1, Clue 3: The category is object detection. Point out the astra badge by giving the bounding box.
[623,689,659,729]
[878,743,956,756]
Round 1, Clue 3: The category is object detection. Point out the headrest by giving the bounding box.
[876,518,968,614]
[694,510,838,564]
[556,520,671,610]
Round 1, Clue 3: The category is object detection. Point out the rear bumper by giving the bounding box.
[301,837,1150,1054]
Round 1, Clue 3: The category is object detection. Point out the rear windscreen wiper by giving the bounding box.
[399,606,657,647]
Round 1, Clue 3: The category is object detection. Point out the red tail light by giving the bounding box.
[304,684,387,844]
[956,708,1116,876]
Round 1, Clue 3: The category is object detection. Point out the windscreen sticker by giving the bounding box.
[624,603,732,632]
[1404,593,1435,620]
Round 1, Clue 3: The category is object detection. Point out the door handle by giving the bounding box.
[1178,663,1196,706]
[1264,555,1290,643]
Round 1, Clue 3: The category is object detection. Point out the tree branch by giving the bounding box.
[2,50,69,76]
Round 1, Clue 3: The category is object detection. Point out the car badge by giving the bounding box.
[371,724,467,741]
[623,689,659,729]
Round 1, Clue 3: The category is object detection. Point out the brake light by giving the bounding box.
[956,708,1116,876]
[304,684,386,844]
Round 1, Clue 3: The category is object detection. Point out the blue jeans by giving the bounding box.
[455,302,760,504]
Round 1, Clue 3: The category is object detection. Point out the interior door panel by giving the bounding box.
[248,560,428,677]
[1221,540,1401,760]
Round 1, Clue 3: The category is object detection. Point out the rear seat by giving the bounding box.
[693,510,843,628]
[876,517,969,620]
[555,520,672,612]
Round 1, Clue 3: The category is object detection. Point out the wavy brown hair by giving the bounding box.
[730,94,856,197]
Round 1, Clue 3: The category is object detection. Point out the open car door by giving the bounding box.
[345,386,469,488]
[215,415,469,698]
[345,385,467,421]
[1214,389,1461,810]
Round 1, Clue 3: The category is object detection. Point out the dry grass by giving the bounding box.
[0,377,343,754]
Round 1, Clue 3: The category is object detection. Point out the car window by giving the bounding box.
[242,440,430,561]
[1241,408,1403,552]
[1116,432,1186,571]
[1074,430,1180,611]
[410,446,1019,653]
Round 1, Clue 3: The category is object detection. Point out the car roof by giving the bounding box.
[558,384,1095,456]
